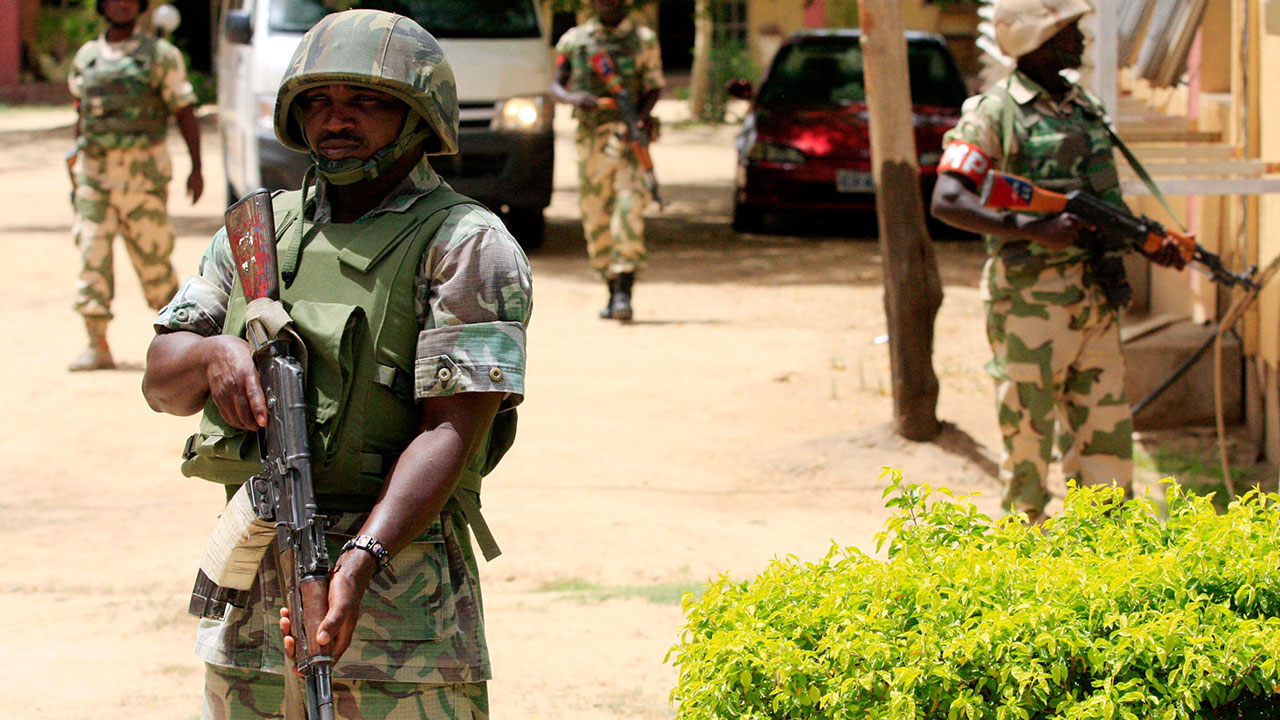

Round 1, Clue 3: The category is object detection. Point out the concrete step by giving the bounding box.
[1123,319,1241,430]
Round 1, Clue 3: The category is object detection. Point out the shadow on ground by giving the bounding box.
[533,183,986,289]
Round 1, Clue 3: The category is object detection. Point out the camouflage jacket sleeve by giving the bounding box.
[153,229,235,336]
[554,25,579,59]
[67,42,94,100]
[413,207,532,408]
[154,38,199,112]
[942,91,1008,169]
[637,25,666,93]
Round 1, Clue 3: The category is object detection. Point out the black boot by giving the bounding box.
[599,276,620,319]
[609,272,634,321]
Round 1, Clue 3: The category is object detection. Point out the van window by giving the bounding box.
[269,0,541,39]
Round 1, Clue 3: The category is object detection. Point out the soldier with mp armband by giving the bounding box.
[928,0,1186,524]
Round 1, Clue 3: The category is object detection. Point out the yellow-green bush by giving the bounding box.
[669,472,1280,719]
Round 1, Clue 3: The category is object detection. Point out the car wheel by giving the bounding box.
[500,207,545,250]
[732,201,766,234]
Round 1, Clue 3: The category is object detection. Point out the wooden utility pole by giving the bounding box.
[857,0,944,441]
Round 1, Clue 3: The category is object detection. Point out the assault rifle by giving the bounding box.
[589,49,664,210]
[981,170,1258,290]
[188,190,334,720]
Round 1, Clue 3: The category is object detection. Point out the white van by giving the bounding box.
[216,0,555,246]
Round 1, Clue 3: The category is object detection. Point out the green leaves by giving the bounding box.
[669,476,1280,719]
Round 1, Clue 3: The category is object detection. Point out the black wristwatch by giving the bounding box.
[340,534,391,574]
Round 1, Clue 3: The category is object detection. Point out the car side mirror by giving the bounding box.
[225,9,252,45]
[725,78,753,101]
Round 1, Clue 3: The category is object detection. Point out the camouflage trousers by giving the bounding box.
[574,121,649,278]
[202,664,488,720]
[72,143,178,319]
[983,258,1134,514]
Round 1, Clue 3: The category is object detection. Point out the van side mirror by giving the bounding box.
[225,9,252,45]
[725,78,753,101]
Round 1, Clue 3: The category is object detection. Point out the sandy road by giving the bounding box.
[0,103,1002,719]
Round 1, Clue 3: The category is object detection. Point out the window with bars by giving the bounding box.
[713,0,747,45]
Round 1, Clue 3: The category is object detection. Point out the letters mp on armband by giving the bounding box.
[939,140,992,187]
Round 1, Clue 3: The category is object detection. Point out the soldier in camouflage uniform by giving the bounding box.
[552,0,664,321]
[929,0,1185,522]
[68,0,203,371]
[141,10,532,719]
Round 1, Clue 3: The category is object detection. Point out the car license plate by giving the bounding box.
[836,169,875,193]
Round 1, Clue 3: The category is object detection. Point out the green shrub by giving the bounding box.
[669,471,1280,719]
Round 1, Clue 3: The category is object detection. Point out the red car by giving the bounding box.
[728,30,969,233]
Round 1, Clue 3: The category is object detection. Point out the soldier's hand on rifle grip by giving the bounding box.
[640,114,660,142]
[203,335,268,430]
[280,549,375,666]
[1024,212,1090,250]
[1140,236,1189,270]
[571,91,600,112]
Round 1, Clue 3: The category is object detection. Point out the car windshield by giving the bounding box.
[756,36,967,108]
[269,0,542,38]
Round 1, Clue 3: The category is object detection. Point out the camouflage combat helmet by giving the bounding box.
[274,9,459,185]
[993,0,1092,59]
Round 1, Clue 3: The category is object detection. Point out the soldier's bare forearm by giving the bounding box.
[143,330,213,415]
[143,332,262,426]
[356,393,503,559]
[175,105,202,171]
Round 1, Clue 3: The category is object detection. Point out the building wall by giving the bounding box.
[744,0,981,78]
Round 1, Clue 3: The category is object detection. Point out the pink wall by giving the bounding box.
[804,0,826,28]
[0,0,20,87]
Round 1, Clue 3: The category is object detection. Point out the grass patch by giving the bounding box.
[534,577,706,606]
[1135,441,1275,512]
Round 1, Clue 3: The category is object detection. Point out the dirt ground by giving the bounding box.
[0,101,1259,720]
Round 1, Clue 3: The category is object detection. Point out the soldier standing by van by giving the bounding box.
[552,0,664,321]
[929,0,1185,522]
[67,0,203,371]
[142,10,531,718]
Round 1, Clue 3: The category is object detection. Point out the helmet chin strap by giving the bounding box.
[300,108,434,186]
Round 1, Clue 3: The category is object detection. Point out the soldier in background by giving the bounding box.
[142,10,530,718]
[67,0,203,371]
[552,0,664,321]
[929,0,1185,522]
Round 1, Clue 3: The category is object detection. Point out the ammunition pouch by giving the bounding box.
[1082,231,1132,310]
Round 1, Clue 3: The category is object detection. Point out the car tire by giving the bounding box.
[732,201,766,234]
[500,207,545,250]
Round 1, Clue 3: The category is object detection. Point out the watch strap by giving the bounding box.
[340,534,390,573]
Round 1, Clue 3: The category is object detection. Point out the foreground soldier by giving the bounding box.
[929,0,1184,522]
[552,0,664,321]
[68,0,203,371]
[142,10,531,718]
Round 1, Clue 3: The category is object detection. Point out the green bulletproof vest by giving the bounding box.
[995,76,1120,200]
[989,75,1120,262]
[570,25,646,126]
[78,35,170,148]
[180,185,518,557]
